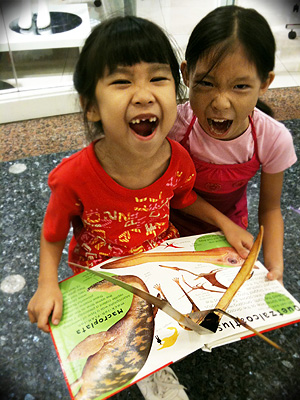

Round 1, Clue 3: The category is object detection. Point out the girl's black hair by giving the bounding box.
[74,15,182,139]
[185,6,276,116]
[186,5,276,81]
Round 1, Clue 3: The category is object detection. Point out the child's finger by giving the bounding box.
[37,312,51,333]
[51,300,63,326]
[242,233,254,250]
[237,245,250,259]
[27,308,37,324]
[267,269,283,284]
[244,239,254,251]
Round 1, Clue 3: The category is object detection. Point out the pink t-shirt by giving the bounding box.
[169,102,297,174]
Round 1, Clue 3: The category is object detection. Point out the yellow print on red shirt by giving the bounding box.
[81,186,174,252]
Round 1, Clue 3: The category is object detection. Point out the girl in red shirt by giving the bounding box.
[28,15,253,333]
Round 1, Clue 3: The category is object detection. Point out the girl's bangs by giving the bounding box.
[105,27,172,73]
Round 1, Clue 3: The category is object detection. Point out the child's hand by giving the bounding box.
[27,283,63,333]
[266,265,283,285]
[222,222,254,259]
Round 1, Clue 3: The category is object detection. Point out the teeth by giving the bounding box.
[211,119,226,122]
[130,117,157,124]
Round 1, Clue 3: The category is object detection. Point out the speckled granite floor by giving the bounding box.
[0,89,299,400]
[0,87,299,163]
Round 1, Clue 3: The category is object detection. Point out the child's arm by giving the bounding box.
[27,227,66,333]
[259,171,284,284]
[181,195,254,259]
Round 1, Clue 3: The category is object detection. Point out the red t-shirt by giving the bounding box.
[43,138,197,270]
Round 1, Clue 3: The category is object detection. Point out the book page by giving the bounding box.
[50,232,300,400]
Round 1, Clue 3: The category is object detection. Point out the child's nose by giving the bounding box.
[132,85,155,105]
[211,92,231,111]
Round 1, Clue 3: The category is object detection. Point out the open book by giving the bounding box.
[49,232,300,400]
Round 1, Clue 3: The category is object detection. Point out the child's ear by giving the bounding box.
[80,96,101,122]
[86,106,101,122]
[180,61,189,87]
[259,71,275,95]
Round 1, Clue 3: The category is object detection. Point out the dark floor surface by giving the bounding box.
[0,119,299,400]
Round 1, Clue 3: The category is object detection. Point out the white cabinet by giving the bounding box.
[0,2,91,123]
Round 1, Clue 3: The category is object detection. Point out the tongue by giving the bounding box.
[130,121,154,137]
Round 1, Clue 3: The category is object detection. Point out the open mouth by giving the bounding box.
[208,118,233,136]
[129,117,158,137]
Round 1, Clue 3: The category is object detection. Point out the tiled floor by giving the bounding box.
[1,118,299,400]
[0,1,300,400]
[1,86,299,163]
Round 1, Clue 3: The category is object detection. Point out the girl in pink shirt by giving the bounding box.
[28,15,252,334]
[169,6,297,285]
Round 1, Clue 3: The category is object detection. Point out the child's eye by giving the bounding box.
[234,84,249,90]
[111,79,131,85]
[194,80,213,88]
[151,76,168,82]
